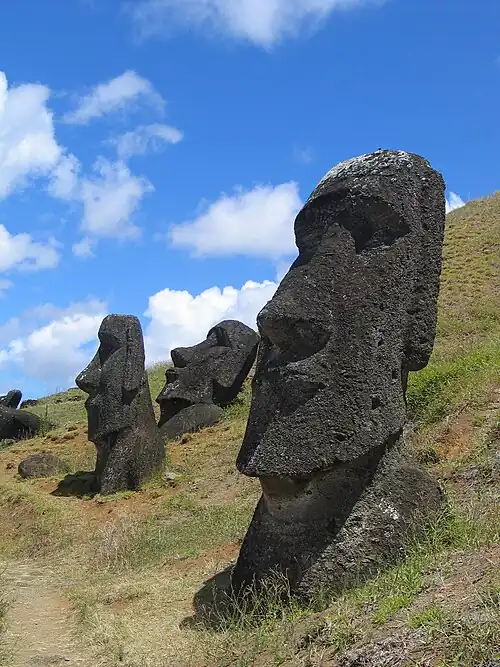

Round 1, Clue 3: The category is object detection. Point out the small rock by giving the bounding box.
[164,471,182,484]
[18,452,69,479]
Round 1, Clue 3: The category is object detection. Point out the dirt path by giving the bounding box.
[1,561,93,667]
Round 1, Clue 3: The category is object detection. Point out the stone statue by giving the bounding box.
[0,405,41,441]
[157,320,259,442]
[76,314,164,494]
[0,389,22,409]
[232,150,446,599]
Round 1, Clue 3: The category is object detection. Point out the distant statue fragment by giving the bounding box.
[76,315,164,494]
[232,150,446,599]
[0,389,22,409]
[157,320,259,442]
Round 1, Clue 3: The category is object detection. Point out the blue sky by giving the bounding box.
[0,0,498,398]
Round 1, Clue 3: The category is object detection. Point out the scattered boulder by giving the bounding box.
[18,452,69,479]
[0,389,22,409]
[157,320,259,441]
[76,314,164,495]
[232,150,446,600]
[0,406,41,441]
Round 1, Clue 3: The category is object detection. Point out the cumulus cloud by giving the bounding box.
[446,192,466,214]
[78,157,153,241]
[64,70,165,124]
[131,0,380,47]
[144,279,278,363]
[0,71,67,198]
[48,153,81,200]
[0,224,60,273]
[169,183,301,259]
[113,123,183,159]
[0,299,107,388]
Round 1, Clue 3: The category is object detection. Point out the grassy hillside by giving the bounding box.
[0,196,498,667]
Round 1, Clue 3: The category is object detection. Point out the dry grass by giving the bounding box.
[0,196,498,665]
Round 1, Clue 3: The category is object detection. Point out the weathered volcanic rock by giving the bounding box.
[158,403,223,442]
[76,315,165,495]
[157,320,259,441]
[232,150,446,600]
[18,452,69,479]
[0,390,22,409]
[0,406,41,441]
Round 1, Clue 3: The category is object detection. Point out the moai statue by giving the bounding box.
[232,150,446,599]
[157,320,259,442]
[0,405,40,441]
[76,315,164,494]
[0,389,22,409]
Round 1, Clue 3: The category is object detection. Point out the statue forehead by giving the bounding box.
[307,150,432,205]
[98,315,137,342]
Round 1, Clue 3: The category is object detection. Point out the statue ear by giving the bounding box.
[123,317,145,394]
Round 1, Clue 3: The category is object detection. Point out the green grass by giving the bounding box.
[94,499,255,571]
[407,340,500,426]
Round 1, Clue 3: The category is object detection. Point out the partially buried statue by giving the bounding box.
[0,404,40,441]
[76,315,164,494]
[232,150,446,599]
[157,320,259,442]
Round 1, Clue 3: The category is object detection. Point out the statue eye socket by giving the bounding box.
[336,197,411,254]
[258,312,330,363]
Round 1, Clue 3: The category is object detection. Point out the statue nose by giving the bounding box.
[76,360,101,394]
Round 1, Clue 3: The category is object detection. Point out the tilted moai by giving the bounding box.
[76,315,164,494]
[0,389,22,409]
[232,150,446,599]
[157,320,259,442]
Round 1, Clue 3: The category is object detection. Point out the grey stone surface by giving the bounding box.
[0,389,22,409]
[232,150,446,599]
[76,314,164,495]
[158,403,223,442]
[157,320,259,441]
[18,452,69,479]
[0,406,41,441]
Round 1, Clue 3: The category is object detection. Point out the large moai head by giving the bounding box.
[157,320,259,437]
[237,150,445,477]
[76,314,164,494]
[232,150,446,597]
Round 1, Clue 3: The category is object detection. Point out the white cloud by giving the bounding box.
[78,157,153,241]
[114,123,183,159]
[446,192,466,214]
[0,299,107,387]
[169,182,301,259]
[0,224,60,273]
[48,153,80,200]
[0,71,67,198]
[0,279,12,297]
[64,71,165,125]
[131,0,380,47]
[72,236,95,258]
[144,279,277,363]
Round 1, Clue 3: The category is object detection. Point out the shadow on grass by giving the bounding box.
[52,470,98,498]
[181,565,235,630]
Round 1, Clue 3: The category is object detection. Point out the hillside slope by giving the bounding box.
[0,195,498,667]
